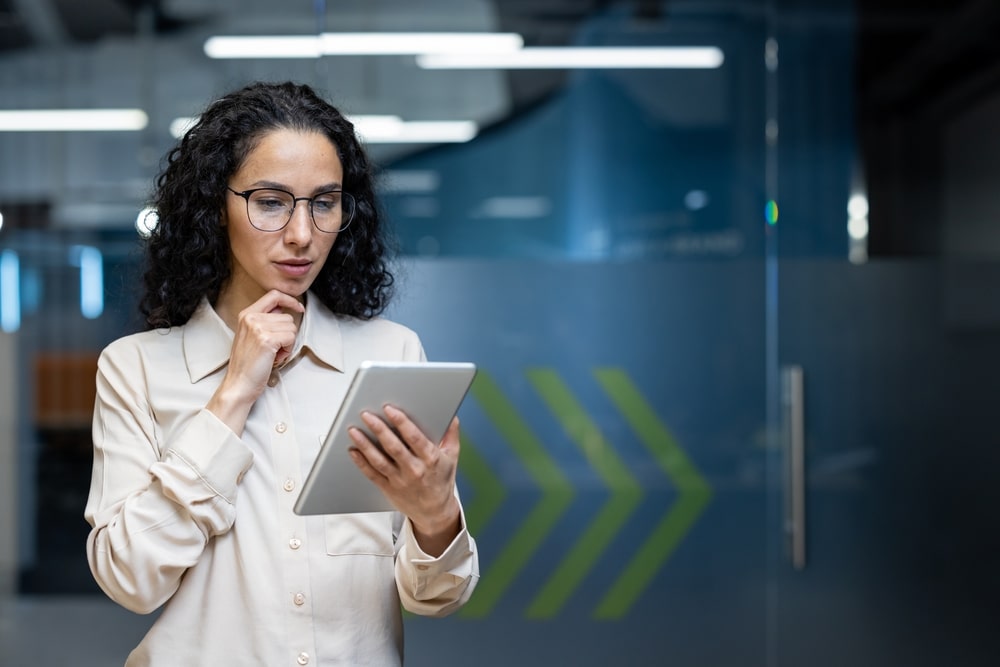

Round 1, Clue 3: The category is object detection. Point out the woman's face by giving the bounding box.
[221,127,343,308]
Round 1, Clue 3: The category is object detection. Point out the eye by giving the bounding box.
[312,193,341,213]
[250,190,291,211]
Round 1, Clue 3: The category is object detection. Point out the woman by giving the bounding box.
[84,81,479,666]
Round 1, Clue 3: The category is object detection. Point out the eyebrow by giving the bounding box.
[246,180,343,194]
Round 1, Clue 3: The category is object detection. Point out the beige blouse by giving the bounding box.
[84,295,479,666]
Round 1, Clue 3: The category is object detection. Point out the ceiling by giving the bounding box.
[3,0,999,113]
[2,0,1000,249]
[0,0,619,117]
[0,0,611,53]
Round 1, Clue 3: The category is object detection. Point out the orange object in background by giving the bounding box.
[33,353,98,430]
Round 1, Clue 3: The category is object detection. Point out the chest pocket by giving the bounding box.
[325,512,395,556]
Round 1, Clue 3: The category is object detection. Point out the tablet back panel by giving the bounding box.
[294,361,476,515]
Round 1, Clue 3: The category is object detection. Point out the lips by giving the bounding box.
[275,259,313,276]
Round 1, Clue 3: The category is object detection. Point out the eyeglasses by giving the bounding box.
[227,186,356,233]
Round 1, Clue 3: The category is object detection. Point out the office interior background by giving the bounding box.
[0,0,998,664]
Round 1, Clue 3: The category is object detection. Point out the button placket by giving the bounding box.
[264,364,314,666]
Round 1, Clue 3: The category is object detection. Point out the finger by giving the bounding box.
[253,290,305,316]
[347,426,395,479]
[381,405,435,458]
[360,410,413,461]
[347,428,392,481]
[236,313,297,361]
[439,416,461,459]
[273,346,292,368]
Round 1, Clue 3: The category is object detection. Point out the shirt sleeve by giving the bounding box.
[393,496,480,617]
[84,344,253,614]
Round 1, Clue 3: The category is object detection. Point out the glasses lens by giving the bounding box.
[311,191,355,233]
[247,190,294,231]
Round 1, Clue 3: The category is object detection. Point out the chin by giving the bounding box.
[271,274,317,296]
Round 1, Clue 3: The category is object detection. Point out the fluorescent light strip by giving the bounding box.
[354,117,477,143]
[321,32,522,55]
[417,46,725,69]
[379,170,441,194]
[204,32,523,59]
[204,35,320,59]
[0,109,148,131]
[169,116,197,139]
[171,114,476,144]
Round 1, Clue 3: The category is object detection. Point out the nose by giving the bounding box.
[282,200,314,245]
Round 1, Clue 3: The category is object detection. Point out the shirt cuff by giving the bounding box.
[401,505,475,578]
[159,408,254,503]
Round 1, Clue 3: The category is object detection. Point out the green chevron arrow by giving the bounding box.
[459,370,575,618]
[457,431,506,535]
[592,368,712,619]
[524,368,643,619]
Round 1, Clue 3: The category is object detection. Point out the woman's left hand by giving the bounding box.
[347,406,462,557]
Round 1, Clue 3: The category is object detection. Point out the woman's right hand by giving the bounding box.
[206,290,304,435]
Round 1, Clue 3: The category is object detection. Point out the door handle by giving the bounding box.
[782,365,806,570]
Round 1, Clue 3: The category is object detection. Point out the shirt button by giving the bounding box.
[297,652,310,665]
[293,592,306,606]
[289,538,302,550]
[275,422,287,433]
[283,478,295,492]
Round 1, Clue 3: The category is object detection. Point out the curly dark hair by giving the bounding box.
[139,81,395,329]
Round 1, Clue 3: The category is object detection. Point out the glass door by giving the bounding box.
[769,1,1000,665]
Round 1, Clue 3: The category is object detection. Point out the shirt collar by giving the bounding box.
[295,293,345,372]
[183,292,345,383]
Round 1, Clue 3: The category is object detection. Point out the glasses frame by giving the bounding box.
[226,186,355,233]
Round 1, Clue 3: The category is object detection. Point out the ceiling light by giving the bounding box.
[320,32,522,55]
[379,170,441,194]
[204,36,321,59]
[136,207,158,238]
[0,109,149,132]
[847,193,869,219]
[171,114,476,144]
[353,117,477,144]
[417,46,725,69]
[204,32,523,59]
[169,116,197,139]
[472,196,552,219]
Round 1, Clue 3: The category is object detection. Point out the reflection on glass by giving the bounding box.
[0,250,20,333]
[71,246,104,319]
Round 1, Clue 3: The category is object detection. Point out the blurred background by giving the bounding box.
[0,0,998,665]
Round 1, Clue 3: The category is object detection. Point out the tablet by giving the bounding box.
[293,360,477,515]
